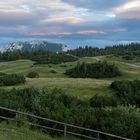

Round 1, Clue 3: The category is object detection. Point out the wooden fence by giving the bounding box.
[0,106,132,140]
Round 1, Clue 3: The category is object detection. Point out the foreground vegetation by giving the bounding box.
[111,80,140,107]
[0,87,140,139]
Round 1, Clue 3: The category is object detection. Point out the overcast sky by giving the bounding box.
[0,0,140,48]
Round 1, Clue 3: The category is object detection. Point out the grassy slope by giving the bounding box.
[0,123,58,140]
[0,123,78,140]
[0,56,140,99]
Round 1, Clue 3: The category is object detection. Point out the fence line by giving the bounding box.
[0,106,132,140]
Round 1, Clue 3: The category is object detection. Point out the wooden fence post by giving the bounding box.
[97,132,100,140]
[64,124,67,140]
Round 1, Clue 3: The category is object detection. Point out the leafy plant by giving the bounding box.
[27,71,39,78]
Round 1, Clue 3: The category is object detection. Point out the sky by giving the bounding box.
[0,0,140,48]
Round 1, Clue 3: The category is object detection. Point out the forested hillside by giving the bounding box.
[67,43,140,57]
[0,50,78,64]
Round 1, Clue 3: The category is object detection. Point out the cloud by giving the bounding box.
[76,30,106,35]
[42,17,84,25]
[0,0,140,47]
[114,0,140,19]
[62,0,127,11]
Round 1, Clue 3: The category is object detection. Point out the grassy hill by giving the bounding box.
[0,55,140,100]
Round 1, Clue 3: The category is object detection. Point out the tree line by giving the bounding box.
[67,43,140,57]
[0,50,78,64]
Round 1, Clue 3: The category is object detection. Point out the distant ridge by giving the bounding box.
[0,40,67,52]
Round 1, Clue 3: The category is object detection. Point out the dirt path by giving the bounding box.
[119,61,140,68]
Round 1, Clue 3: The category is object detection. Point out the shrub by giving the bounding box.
[0,74,26,86]
[90,95,119,107]
[65,61,121,78]
[50,70,57,73]
[27,71,39,78]
[122,55,134,60]
[0,72,7,77]
[99,106,140,140]
[110,80,140,107]
[60,64,67,67]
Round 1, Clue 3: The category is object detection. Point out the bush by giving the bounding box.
[99,106,140,140]
[60,64,67,67]
[90,95,119,107]
[27,71,39,78]
[0,74,26,86]
[122,55,134,60]
[65,61,121,78]
[110,80,140,107]
[0,72,7,77]
[50,70,57,73]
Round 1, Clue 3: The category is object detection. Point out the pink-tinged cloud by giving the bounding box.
[24,30,72,36]
[43,17,84,25]
[76,28,126,35]
[76,30,106,35]
[114,0,140,19]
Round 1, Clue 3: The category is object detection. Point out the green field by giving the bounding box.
[0,55,140,100]
[0,123,78,140]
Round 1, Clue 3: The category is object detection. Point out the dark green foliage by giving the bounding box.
[99,106,140,140]
[33,53,78,64]
[122,55,134,60]
[90,95,119,107]
[27,71,39,78]
[0,49,49,61]
[110,80,140,107]
[67,43,140,57]
[65,61,121,78]
[50,70,57,73]
[0,49,78,64]
[60,64,67,67]
[0,72,7,77]
[0,74,26,86]
[0,88,140,139]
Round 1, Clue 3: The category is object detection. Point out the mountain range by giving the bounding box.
[0,41,67,52]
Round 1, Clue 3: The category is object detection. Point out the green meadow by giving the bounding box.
[0,55,140,100]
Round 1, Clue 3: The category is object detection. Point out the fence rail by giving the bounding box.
[0,106,132,140]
